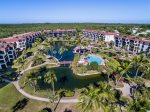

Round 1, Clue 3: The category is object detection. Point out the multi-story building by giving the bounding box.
[82,30,150,53]
[0,43,16,69]
[82,30,103,40]
[0,32,41,51]
[0,32,41,69]
[115,35,150,53]
[82,30,117,42]
[44,29,76,37]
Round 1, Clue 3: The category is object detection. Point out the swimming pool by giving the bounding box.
[86,54,104,65]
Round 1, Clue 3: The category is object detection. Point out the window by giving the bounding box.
[0,60,5,63]
[0,56,3,59]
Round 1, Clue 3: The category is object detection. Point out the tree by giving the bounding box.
[109,40,115,49]
[44,70,58,112]
[129,54,149,77]
[44,70,57,96]
[27,73,41,92]
[77,84,101,112]
[117,62,130,84]
[16,57,25,75]
[58,46,68,60]
[126,85,150,112]
[77,82,117,112]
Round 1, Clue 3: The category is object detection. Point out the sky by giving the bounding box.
[0,0,150,24]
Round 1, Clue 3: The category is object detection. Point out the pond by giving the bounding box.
[49,47,75,61]
[38,67,104,91]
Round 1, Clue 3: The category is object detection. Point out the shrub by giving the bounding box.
[64,90,75,97]
[31,58,44,67]
[87,62,99,70]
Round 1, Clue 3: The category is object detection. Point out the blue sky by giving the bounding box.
[0,0,150,23]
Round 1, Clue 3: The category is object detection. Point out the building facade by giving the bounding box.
[44,29,76,37]
[0,32,41,69]
[82,30,150,53]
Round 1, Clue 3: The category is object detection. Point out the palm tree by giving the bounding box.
[77,84,101,112]
[44,70,57,96]
[44,70,57,112]
[58,46,68,60]
[126,86,150,112]
[27,73,41,92]
[16,57,25,75]
[49,45,55,56]
[130,54,149,77]
[77,82,116,112]
[117,62,130,84]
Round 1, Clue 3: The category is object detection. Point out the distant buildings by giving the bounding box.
[82,30,150,54]
[0,32,41,69]
[44,29,76,37]
[82,29,118,42]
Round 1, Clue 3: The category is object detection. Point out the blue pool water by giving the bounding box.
[86,55,103,65]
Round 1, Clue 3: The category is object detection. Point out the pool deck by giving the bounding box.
[79,54,105,65]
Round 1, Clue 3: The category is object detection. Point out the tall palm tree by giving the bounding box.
[27,73,41,92]
[77,84,101,112]
[16,57,25,75]
[77,82,116,112]
[44,70,57,112]
[117,62,130,84]
[44,70,57,96]
[130,54,149,77]
[58,46,68,60]
[126,85,150,112]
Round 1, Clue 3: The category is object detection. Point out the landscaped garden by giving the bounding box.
[19,66,104,97]
[0,27,150,112]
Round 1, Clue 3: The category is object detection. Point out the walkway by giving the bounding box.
[3,60,79,103]
[116,82,131,97]
[12,81,79,103]
[20,61,59,74]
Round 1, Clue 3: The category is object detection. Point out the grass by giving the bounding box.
[0,82,8,89]
[19,67,104,98]
[0,83,79,112]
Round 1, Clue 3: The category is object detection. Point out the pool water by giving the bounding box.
[86,55,103,65]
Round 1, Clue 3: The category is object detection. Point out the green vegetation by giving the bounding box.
[0,24,150,112]
[19,67,103,97]
[0,84,53,112]
[1,23,150,38]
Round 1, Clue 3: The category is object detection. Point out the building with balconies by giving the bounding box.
[44,29,76,38]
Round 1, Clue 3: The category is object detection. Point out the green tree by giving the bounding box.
[16,57,25,75]
[44,70,57,112]
[27,73,41,92]
[130,54,149,77]
[44,70,57,96]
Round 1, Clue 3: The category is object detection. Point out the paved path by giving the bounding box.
[20,62,59,74]
[2,60,79,104]
[12,81,79,103]
[116,82,131,97]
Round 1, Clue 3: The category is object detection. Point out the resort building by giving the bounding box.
[44,29,76,37]
[0,32,41,69]
[114,35,150,53]
[82,30,117,42]
[82,30,103,40]
[0,43,16,69]
[73,46,93,54]
[82,30,150,53]
[0,32,41,51]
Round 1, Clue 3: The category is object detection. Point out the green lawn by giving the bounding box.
[0,83,79,112]
[19,67,104,98]
[0,83,51,112]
